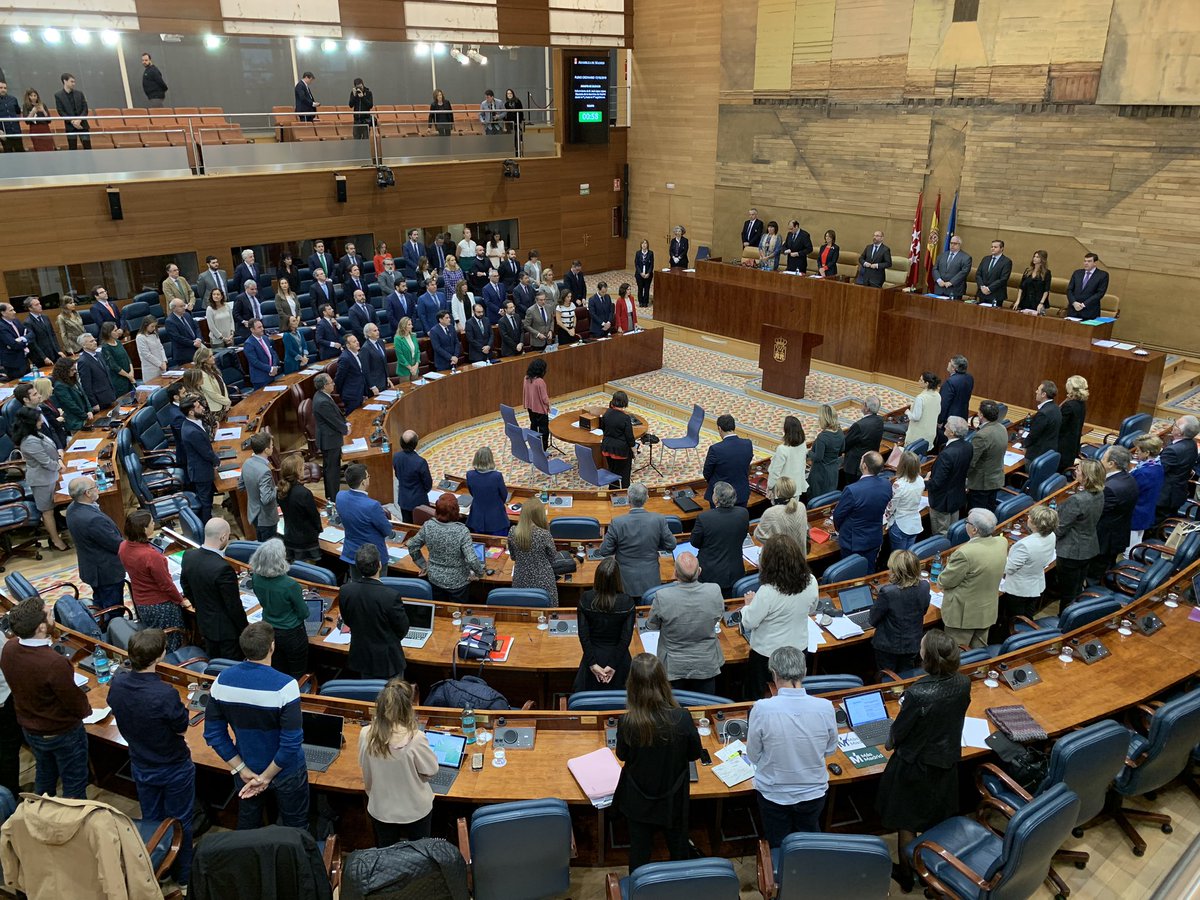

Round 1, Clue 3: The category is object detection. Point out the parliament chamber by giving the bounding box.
[3,2,1200,898]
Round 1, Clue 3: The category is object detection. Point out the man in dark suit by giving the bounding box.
[163,298,203,363]
[740,209,764,250]
[0,303,29,379]
[343,268,369,310]
[498,249,521,292]
[232,250,259,290]
[233,280,263,340]
[401,230,424,274]
[22,297,60,365]
[855,230,892,288]
[294,71,319,121]
[392,430,433,523]
[306,240,333,283]
[340,544,410,676]
[425,234,448,273]
[385,284,413,335]
[691,482,751,599]
[598,482,676,599]
[498,300,524,357]
[841,398,884,486]
[334,334,368,413]
[782,220,812,273]
[88,286,122,335]
[375,257,400,297]
[179,517,247,660]
[588,282,614,338]
[164,384,189,484]
[523,293,553,351]
[931,235,972,299]
[315,304,344,360]
[1065,253,1108,320]
[64,475,127,607]
[346,289,374,342]
[313,373,348,504]
[15,383,67,450]
[77,333,116,410]
[465,302,493,363]
[564,261,587,302]
[1024,380,1061,464]
[702,414,754,506]
[180,394,219,522]
[974,239,1012,306]
[417,278,446,334]
[1157,415,1200,520]
[512,272,536,317]
[310,268,336,309]
[928,418,972,535]
[337,463,393,568]
[936,355,974,449]
[429,310,459,371]
[337,242,364,284]
[243,319,279,389]
[1092,446,1139,580]
[197,256,228,306]
[832,451,892,568]
[481,270,507,325]
[361,323,390,396]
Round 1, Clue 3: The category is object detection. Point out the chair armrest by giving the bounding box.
[144,816,184,880]
[456,816,473,894]
[756,838,777,899]
[605,872,622,900]
[976,796,1019,824]
[45,580,81,599]
[170,656,208,670]
[911,839,991,891]
[975,762,1033,811]
[519,699,535,710]
[93,604,132,620]
[879,668,902,683]
[1011,615,1041,632]
[297,672,315,693]
[323,834,340,888]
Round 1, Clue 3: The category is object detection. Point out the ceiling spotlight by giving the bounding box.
[204,34,221,49]
[42,27,61,44]
[100,30,120,46]
[321,39,335,52]
[467,46,487,65]
[71,28,90,45]
[450,45,469,65]
[296,36,312,51]
[12,29,30,45]
[433,42,446,56]
[347,38,363,53]
[415,41,429,56]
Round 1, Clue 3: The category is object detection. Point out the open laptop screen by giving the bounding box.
[302,711,343,749]
[403,601,435,631]
[843,691,888,727]
[425,730,467,768]
[837,584,874,615]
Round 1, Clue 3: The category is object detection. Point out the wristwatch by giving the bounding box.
[230,761,246,775]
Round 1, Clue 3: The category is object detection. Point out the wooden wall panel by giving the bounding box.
[498,0,551,46]
[339,0,408,42]
[0,134,627,300]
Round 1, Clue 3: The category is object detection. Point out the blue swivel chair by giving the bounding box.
[911,535,952,559]
[732,573,760,596]
[611,858,740,900]
[378,577,434,601]
[758,833,891,900]
[320,679,388,702]
[549,516,602,540]
[995,493,1034,523]
[802,674,864,696]
[1011,594,1123,634]
[807,491,841,509]
[1034,474,1068,501]
[505,423,534,473]
[576,445,622,488]
[178,506,205,544]
[224,540,261,564]
[487,587,553,608]
[819,554,870,585]
[947,519,970,546]
[457,799,573,900]
[662,404,704,463]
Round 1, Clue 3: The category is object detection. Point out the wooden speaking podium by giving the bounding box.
[758,324,823,399]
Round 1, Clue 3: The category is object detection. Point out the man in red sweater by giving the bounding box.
[0,598,91,798]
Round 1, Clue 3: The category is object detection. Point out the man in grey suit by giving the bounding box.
[523,292,553,350]
[974,239,1012,306]
[646,552,725,695]
[238,432,279,542]
[313,373,349,507]
[196,256,228,308]
[966,400,1008,512]
[375,257,400,296]
[931,235,972,299]
[598,483,676,600]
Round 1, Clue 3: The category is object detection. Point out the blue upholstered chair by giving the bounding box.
[911,535,951,559]
[378,577,434,601]
[526,432,571,485]
[758,833,891,900]
[808,490,841,509]
[178,506,205,544]
[487,587,553,608]
[549,516,601,540]
[947,519,970,547]
[1012,594,1123,635]
[995,493,1034,523]
[662,404,704,463]
[566,689,732,711]
[576,445,622,488]
[319,679,388,702]
[984,628,1062,661]
[732,573,760,596]
[819,554,870,585]
[611,857,740,900]
[457,799,573,900]
[1034,473,1068,501]
[802,674,864,696]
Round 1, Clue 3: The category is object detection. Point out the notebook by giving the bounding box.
[568,747,622,808]
[424,730,468,794]
[302,711,344,772]
[842,690,893,747]
[401,601,435,649]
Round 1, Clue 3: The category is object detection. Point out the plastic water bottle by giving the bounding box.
[96,469,108,491]
[93,647,111,684]
[930,556,943,585]
[381,439,390,455]
[1049,498,1058,512]
[461,708,476,745]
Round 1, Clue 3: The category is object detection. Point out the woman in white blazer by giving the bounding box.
[906,372,941,448]
[885,451,925,552]
[767,415,808,498]
[136,319,168,383]
[995,504,1058,639]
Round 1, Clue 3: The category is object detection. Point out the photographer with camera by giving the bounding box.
[349,77,374,140]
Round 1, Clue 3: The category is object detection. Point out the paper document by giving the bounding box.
[247,608,263,623]
[712,755,755,787]
[214,427,242,441]
[73,672,89,688]
[163,370,186,377]
[240,594,258,610]
[344,437,368,454]
[807,617,826,653]
[825,616,865,640]
[261,385,288,392]
[424,371,445,380]
[1113,342,1136,351]
[377,391,400,402]
[319,526,346,544]
[83,707,111,725]
[67,438,102,454]
[742,544,763,567]
[387,546,410,562]
[715,740,748,763]
[639,630,660,656]
[929,591,944,609]
[363,404,385,411]
[323,629,352,645]
[590,428,603,436]
[918,495,930,511]
[1003,450,1024,467]
[837,731,866,752]
[1092,340,1118,348]
[567,748,622,808]
[961,717,992,749]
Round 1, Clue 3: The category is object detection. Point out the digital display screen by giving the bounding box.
[578,111,603,123]
[567,55,610,144]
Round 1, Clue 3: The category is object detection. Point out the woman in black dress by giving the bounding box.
[634,239,654,307]
[615,653,702,874]
[816,229,840,277]
[600,390,637,488]
[503,88,524,151]
[1057,375,1088,473]
[806,404,844,499]
[574,558,636,692]
[877,630,971,892]
[277,454,321,562]
[277,252,301,291]
[428,89,452,136]
[1016,249,1051,313]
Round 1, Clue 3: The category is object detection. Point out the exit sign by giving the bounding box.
[577,110,603,123]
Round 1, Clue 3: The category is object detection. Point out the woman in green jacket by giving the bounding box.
[99,322,134,396]
[393,316,421,382]
[51,356,93,433]
[250,538,309,679]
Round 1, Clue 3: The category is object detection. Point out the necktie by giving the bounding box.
[541,307,547,323]
[353,353,361,370]
[949,251,956,263]
[1082,271,1092,287]
[174,278,182,294]
[252,297,261,319]
[258,337,269,359]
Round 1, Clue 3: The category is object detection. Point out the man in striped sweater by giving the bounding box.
[203,622,309,829]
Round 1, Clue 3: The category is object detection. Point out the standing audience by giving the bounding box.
[869,550,932,677]
[755,475,808,550]
[806,404,844,499]
[249,539,309,680]
[740,535,818,700]
[995,505,1058,640]
[407,493,483,603]
[507,497,558,604]
[1091,445,1138,580]
[118,509,190,651]
[1156,415,1199,521]
[1129,435,1164,550]
[1057,375,1089,472]
[598,482,676,600]
[884,451,924,552]
[646,553,725,695]
[465,446,509,536]
[927,417,971,536]
[574,557,636,692]
[938,508,1008,648]
[767,414,808,499]
[65,475,126,608]
[691,481,751,598]
[966,400,1007,512]
[180,517,247,660]
[905,373,940,448]
[340,545,410,680]
[832,451,891,568]
[278,454,322,562]
[1055,458,1106,610]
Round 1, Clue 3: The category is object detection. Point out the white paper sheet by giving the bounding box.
[344,437,368,454]
[961,717,992,749]
[163,369,186,377]
[807,617,826,653]
[73,672,88,687]
[261,385,288,392]
[639,630,660,655]
[214,427,242,441]
[1092,340,1117,348]
[1113,342,1136,351]
[247,608,263,623]
[424,371,445,380]
[319,526,346,544]
[715,740,748,763]
[712,755,755,787]
[377,391,400,402]
[825,616,865,640]
[742,544,763,567]
[83,707,111,724]
[323,629,352,645]
[67,438,102,454]
[363,405,386,411]
[837,731,866,752]
[1003,450,1024,467]
[929,591,944,609]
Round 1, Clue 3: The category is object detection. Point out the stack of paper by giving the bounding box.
[806,618,827,653]
[377,390,401,402]
[825,617,864,640]
[323,629,352,646]
[712,755,755,787]
[568,748,622,808]
[344,437,369,454]
[961,717,992,749]
[261,385,288,392]
[83,707,112,724]
[639,630,660,655]
[1003,450,1024,467]
[67,438,102,454]
[424,372,445,381]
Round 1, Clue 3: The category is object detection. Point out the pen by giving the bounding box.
[527,635,534,644]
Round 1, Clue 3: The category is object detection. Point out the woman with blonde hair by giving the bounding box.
[1054,458,1106,611]
[806,404,844,498]
[755,475,808,551]
[442,254,465,303]
[185,347,230,419]
[885,451,925,552]
[1057,375,1089,472]
[539,268,560,307]
[466,446,509,536]
[359,678,438,845]
[506,496,557,603]
[393,316,420,381]
[1129,434,1164,550]
[870,549,931,677]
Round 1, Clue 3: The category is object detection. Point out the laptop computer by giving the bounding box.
[401,601,435,649]
[842,690,894,747]
[424,730,468,794]
[838,584,875,628]
[302,711,344,772]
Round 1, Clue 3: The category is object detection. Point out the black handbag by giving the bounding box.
[456,625,496,661]
[552,549,577,575]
